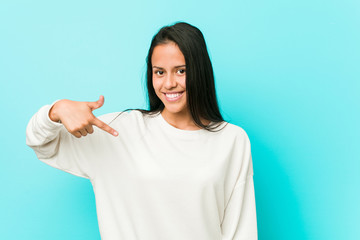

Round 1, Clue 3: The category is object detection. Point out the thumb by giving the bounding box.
[88,95,105,110]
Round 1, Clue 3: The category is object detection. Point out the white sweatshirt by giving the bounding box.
[26,101,258,240]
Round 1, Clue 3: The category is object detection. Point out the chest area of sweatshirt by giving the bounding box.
[93,128,237,191]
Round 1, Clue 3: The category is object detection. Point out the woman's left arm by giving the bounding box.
[221,171,257,239]
[220,132,258,240]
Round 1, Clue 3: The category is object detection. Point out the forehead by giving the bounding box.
[151,42,185,67]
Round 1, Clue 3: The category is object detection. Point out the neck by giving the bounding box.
[161,109,210,130]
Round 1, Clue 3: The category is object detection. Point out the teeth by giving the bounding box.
[166,93,182,98]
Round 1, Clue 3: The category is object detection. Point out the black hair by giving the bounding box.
[113,21,227,132]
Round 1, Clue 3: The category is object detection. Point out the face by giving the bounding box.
[152,42,188,116]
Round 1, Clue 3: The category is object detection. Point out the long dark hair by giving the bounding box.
[113,21,227,132]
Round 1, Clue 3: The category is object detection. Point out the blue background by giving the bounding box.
[1,0,359,239]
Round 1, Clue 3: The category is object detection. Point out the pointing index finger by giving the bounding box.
[91,117,118,136]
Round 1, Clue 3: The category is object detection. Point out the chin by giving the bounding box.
[164,106,187,114]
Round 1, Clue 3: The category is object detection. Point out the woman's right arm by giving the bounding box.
[48,95,118,138]
[25,95,118,179]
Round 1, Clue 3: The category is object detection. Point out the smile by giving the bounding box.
[163,92,184,102]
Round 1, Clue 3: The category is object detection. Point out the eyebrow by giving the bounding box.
[152,65,186,69]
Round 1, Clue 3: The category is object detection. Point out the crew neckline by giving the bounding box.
[155,111,210,139]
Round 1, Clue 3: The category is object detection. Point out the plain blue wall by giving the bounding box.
[1,0,359,239]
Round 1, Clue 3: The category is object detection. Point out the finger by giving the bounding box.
[91,117,118,137]
[79,129,88,136]
[88,95,104,110]
[85,124,94,134]
[73,131,82,138]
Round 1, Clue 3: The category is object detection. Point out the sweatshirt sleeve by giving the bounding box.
[220,132,258,240]
[25,100,98,180]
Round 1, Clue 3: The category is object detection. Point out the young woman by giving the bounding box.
[26,22,257,240]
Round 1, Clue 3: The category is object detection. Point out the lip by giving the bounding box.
[164,91,184,94]
[163,91,184,102]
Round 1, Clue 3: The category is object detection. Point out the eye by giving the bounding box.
[177,69,186,74]
[154,70,164,76]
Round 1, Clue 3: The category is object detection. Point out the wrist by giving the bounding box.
[49,102,61,123]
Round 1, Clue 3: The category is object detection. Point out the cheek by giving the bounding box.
[152,77,161,91]
[179,77,186,88]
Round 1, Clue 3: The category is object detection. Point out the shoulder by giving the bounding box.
[207,120,251,153]
[97,112,125,123]
[220,121,250,143]
[97,110,143,124]
[96,110,150,132]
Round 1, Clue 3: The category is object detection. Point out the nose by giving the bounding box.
[164,73,177,89]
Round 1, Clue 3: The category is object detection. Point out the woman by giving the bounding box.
[26,22,257,240]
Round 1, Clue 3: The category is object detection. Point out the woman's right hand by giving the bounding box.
[49,95,118,138]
